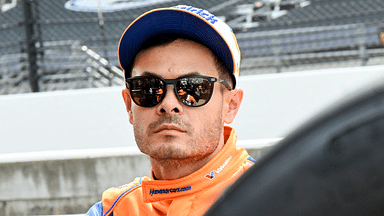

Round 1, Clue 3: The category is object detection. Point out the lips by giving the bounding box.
[154,124,186,133]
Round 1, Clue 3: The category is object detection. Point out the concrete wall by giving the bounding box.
[0,149,151,215]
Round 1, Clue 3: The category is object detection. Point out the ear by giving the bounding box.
[223,88,244,124]
[122,88,134,125]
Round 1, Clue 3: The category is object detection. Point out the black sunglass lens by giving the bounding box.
[130,77,165,107]
[177,77,212,107]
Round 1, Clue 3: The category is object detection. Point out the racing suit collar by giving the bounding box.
[141,126,243,203]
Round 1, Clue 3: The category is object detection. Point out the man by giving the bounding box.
[86,5,254,216]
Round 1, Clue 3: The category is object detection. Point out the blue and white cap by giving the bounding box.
[118,5,241,88]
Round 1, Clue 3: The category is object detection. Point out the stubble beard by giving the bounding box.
[133,110,223,164]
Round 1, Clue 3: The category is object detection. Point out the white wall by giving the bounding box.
[233,65,384,140]
[1,65,384,154]
[0,87,134,154]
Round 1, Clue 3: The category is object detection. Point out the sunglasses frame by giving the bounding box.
[125,75,232,107]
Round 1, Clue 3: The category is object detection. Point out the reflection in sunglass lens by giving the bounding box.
[177,77,212,107]
[127,75,224,108]
[130,77,165,107]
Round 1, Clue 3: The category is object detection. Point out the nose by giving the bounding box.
[156,84,184,115]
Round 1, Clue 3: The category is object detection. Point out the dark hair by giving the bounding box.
[124,34,233,89]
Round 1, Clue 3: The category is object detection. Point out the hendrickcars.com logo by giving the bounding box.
[149,186,192,196]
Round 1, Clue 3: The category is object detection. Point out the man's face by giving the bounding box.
[124,39,228,161]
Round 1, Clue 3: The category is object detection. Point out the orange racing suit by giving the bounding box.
[85,126,255,216]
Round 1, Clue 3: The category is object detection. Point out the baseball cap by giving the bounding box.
[118,5,241,88]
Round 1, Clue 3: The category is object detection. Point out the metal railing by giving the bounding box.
[0,0,383,95]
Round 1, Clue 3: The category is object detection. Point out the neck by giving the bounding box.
[150,140,225,180]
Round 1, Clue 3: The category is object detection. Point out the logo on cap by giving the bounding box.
[172,5,219,24]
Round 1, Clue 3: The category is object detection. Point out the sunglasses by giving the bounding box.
[125,75,232,107]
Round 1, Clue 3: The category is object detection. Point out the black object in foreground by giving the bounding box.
[206,80,384,216]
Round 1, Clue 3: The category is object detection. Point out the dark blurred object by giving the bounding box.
[206,80,384,216]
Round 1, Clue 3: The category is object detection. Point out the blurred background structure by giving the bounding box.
[0,0,383,95]
[1,0,384,215]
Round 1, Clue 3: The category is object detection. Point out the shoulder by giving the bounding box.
[85,177,150,216]
[85,201,103,216]
[103,177,146,200]
[237,147,256,167]
[102,177,149,215]
[101,177,150,216]
[235,148,255,175]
